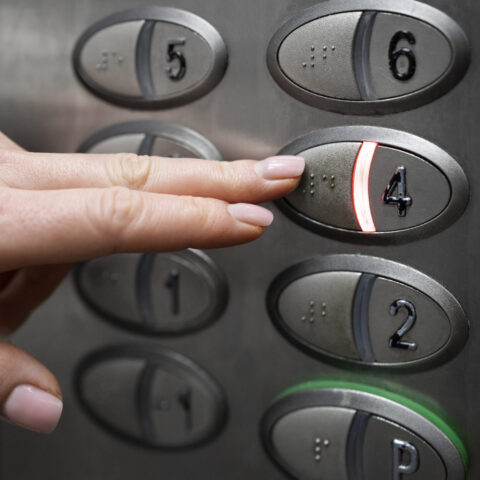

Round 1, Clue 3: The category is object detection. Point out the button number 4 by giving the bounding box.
[383,166,412,217]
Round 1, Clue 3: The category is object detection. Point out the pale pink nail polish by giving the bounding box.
[3,385,63,434]
[227,203,274,227]
[254,155,305,180]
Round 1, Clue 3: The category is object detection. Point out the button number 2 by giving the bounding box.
[388,299,417,351]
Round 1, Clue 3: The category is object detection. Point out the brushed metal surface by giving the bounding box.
[0,0,478,479]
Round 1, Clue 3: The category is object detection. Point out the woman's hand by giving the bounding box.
[0,131,304,434]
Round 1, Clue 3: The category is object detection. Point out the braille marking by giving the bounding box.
[352,141,377,232]
[313,436,330,463]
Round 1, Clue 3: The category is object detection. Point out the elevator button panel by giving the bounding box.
[77,120,223,159]
[261,383,467,480]
[75,250,228,335]
[76,345,227,448]
[277,126,469,243]
[73,7,227,109]
[267,255,467,368]
[267,0,470,114]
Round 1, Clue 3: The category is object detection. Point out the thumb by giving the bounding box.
[0,342,62,433]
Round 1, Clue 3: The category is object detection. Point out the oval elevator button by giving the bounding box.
[261,383,467,480]
[76,345,227,448]
[267,0,470,114]
[276,126,469,243]
[77,120,223,160]
[267,254,468,368]
[75,250,228,335]
[73,7,227,108]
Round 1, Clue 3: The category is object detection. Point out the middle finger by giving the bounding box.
[0,151,305,203]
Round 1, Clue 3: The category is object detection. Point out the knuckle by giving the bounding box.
[92,187,144,248]
[107,153,153,190]
[217,161,239,187]
[185,196,222,234]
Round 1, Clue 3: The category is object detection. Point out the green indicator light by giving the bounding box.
[275,380,468,468]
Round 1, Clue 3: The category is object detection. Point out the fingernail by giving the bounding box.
[3,385,63,434]
[254,155,305,180]
[228,203,274,227]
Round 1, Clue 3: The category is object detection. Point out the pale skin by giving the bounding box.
[0,131,304,434]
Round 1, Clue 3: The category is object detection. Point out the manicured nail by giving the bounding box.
[255,155,305,180]
[3,385,63,434]
[228,203,274,227]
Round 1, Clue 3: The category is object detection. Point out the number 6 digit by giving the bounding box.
[389,31,416,81]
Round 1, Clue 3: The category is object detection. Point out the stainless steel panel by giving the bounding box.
[0,0,478,479]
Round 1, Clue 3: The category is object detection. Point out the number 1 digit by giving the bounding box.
[165,269,180,315]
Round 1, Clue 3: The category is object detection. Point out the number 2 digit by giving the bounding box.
[388,299,417,351]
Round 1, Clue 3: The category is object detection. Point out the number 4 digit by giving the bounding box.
[382,165,412,217]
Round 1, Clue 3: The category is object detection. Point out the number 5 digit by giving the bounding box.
[166,38,186,81]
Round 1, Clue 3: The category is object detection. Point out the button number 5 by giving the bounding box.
[166,38,186,81]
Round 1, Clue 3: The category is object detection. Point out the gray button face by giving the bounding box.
[77,346,227,448]
[73,7,227,108]
[150,22,213,100]
[363,416,446,480]
[278,12,361,100]
[86,134,145,154]
[80,357,146,439]
[267,1,470,114]
[277,272,361,360]
[75,250,228,335]
[277,126,468,243]
[369,13,451,100]
[267,255,467,368]
[368,278,451,364]
[271,407,355,480]
[368,146,450,232]
[261,386,466,480]
[285,143,360,230]
[76,254,142,325]
[79,21,144,98]
[77,120,223,160]
[150,138,197,158]
[146,363,222,447]
[146,252,214,331]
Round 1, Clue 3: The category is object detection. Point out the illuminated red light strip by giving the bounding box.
[352,141,378,233]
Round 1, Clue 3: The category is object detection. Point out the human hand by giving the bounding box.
[0,131,304,434]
